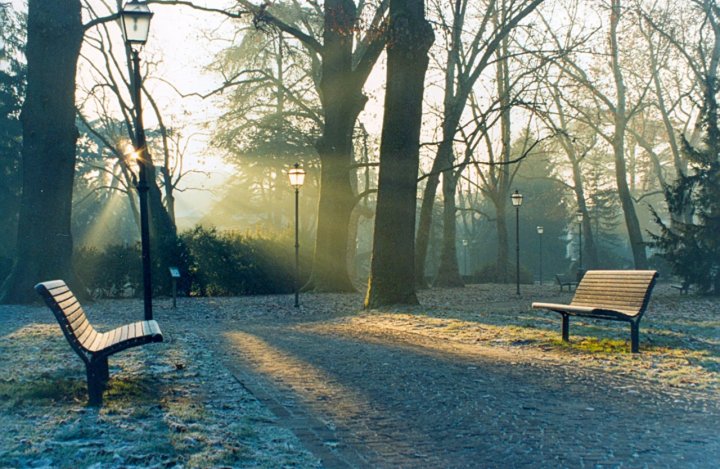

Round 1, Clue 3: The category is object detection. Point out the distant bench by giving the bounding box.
[533,270,658,353]
[555,274,578,292]
[35,280,164,405]
[670,281,690,295]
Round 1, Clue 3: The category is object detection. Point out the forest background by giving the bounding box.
[1,0,719,304]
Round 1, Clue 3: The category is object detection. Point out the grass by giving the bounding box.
[0,323,320,468]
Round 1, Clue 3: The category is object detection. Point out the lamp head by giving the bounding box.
[510,189,523,207]
[288,163,306,189]
[537,226,544,234]
[120,0,153,45]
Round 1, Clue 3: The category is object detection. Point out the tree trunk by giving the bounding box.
[0,0,83,304]
[610,0,647,269]
[434,168,464,287]
[415,165,441,288]
[305,0,366,293]
[570,160,599,268]
[495,198,510,281]
[365,0,434,308]
[146,161,180,293]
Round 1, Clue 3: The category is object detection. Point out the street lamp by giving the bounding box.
[576,210,584,280]
[511,190,523,295]
[462,239,468,276]
[120,0,154,320]
[536,226,544,285]
[289,163,306,308]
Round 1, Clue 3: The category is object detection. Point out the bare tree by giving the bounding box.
[365,0,434,307]
[238,0,389,293]
[415,0,544,287]
[1,0,84,303]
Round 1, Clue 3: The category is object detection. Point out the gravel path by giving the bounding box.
[1,283,718,467]
[202,295,720,468]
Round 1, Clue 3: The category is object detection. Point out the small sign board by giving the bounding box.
[169,267,181,278]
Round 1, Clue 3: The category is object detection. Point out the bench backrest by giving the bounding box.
[571,270,658,316]
[35,280,98,363]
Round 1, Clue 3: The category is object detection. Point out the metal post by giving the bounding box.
[132,49,153,321]
[578,220,583,275]
[539,231,543,286]
[516,205,520,295]
[294,187,300,308]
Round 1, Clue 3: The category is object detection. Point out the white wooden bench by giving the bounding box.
[532,270,658,353]
[35,280,163,405]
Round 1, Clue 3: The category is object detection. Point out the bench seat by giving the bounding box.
[530,303,638,320]
[35,280,163,405]
[533,270,658,353]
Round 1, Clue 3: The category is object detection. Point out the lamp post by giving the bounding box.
[289,163,306,308]
[576,210,584,280]
[120,0,154,320]
[511,190,523,295]
[536,226,544,285]
[462,239,468,276]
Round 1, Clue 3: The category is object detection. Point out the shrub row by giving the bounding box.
[73,226,304,298]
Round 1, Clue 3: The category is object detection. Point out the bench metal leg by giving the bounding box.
[86,364,104,406]
[561,314,569,342]
[630,321,640,353]
[98,357,109,385]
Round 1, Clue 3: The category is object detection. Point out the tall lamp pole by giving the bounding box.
[120,0,154,320]
[289,163,306,308]
[511,190,523,295]
[462,239,468,276]
[537,226,544,285]
[576,210,584,280]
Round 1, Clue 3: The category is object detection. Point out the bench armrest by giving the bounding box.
[532,302,594,314]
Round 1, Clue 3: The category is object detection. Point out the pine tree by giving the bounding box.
[651,76,720,295]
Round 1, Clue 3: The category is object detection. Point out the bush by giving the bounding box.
[179,226,297,296]
[73,226,306,298]
[74,244,142,298]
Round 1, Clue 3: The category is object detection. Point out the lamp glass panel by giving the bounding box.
[289,168,306,188]
[121,1,153,44]
[511,192,523,207]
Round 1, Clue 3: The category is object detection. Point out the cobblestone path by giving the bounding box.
[206,316,720,468]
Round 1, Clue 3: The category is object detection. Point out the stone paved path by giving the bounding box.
[203,314,720,468]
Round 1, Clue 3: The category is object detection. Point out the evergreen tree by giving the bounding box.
[0,6,25,262]
[652,81,720,294]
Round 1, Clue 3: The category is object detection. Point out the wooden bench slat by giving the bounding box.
[119,325,130,343]
[88,332,106,352]
[105,328,119,348]
[52,290,75,304]
[76,323,96,345]
[73,317,91,337]
[57,296,80,313]
[66,311,87,331]
[81,330,99,349]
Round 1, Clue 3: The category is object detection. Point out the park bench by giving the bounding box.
[670,280,691,295]
[34,280,163,405]
[533,270,658,353]
[555,274,578,292]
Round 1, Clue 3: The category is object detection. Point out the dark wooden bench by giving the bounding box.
[35,280,163,405]
[555,274,578,292]
[533,270,658,353]
[670,281,690,295]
